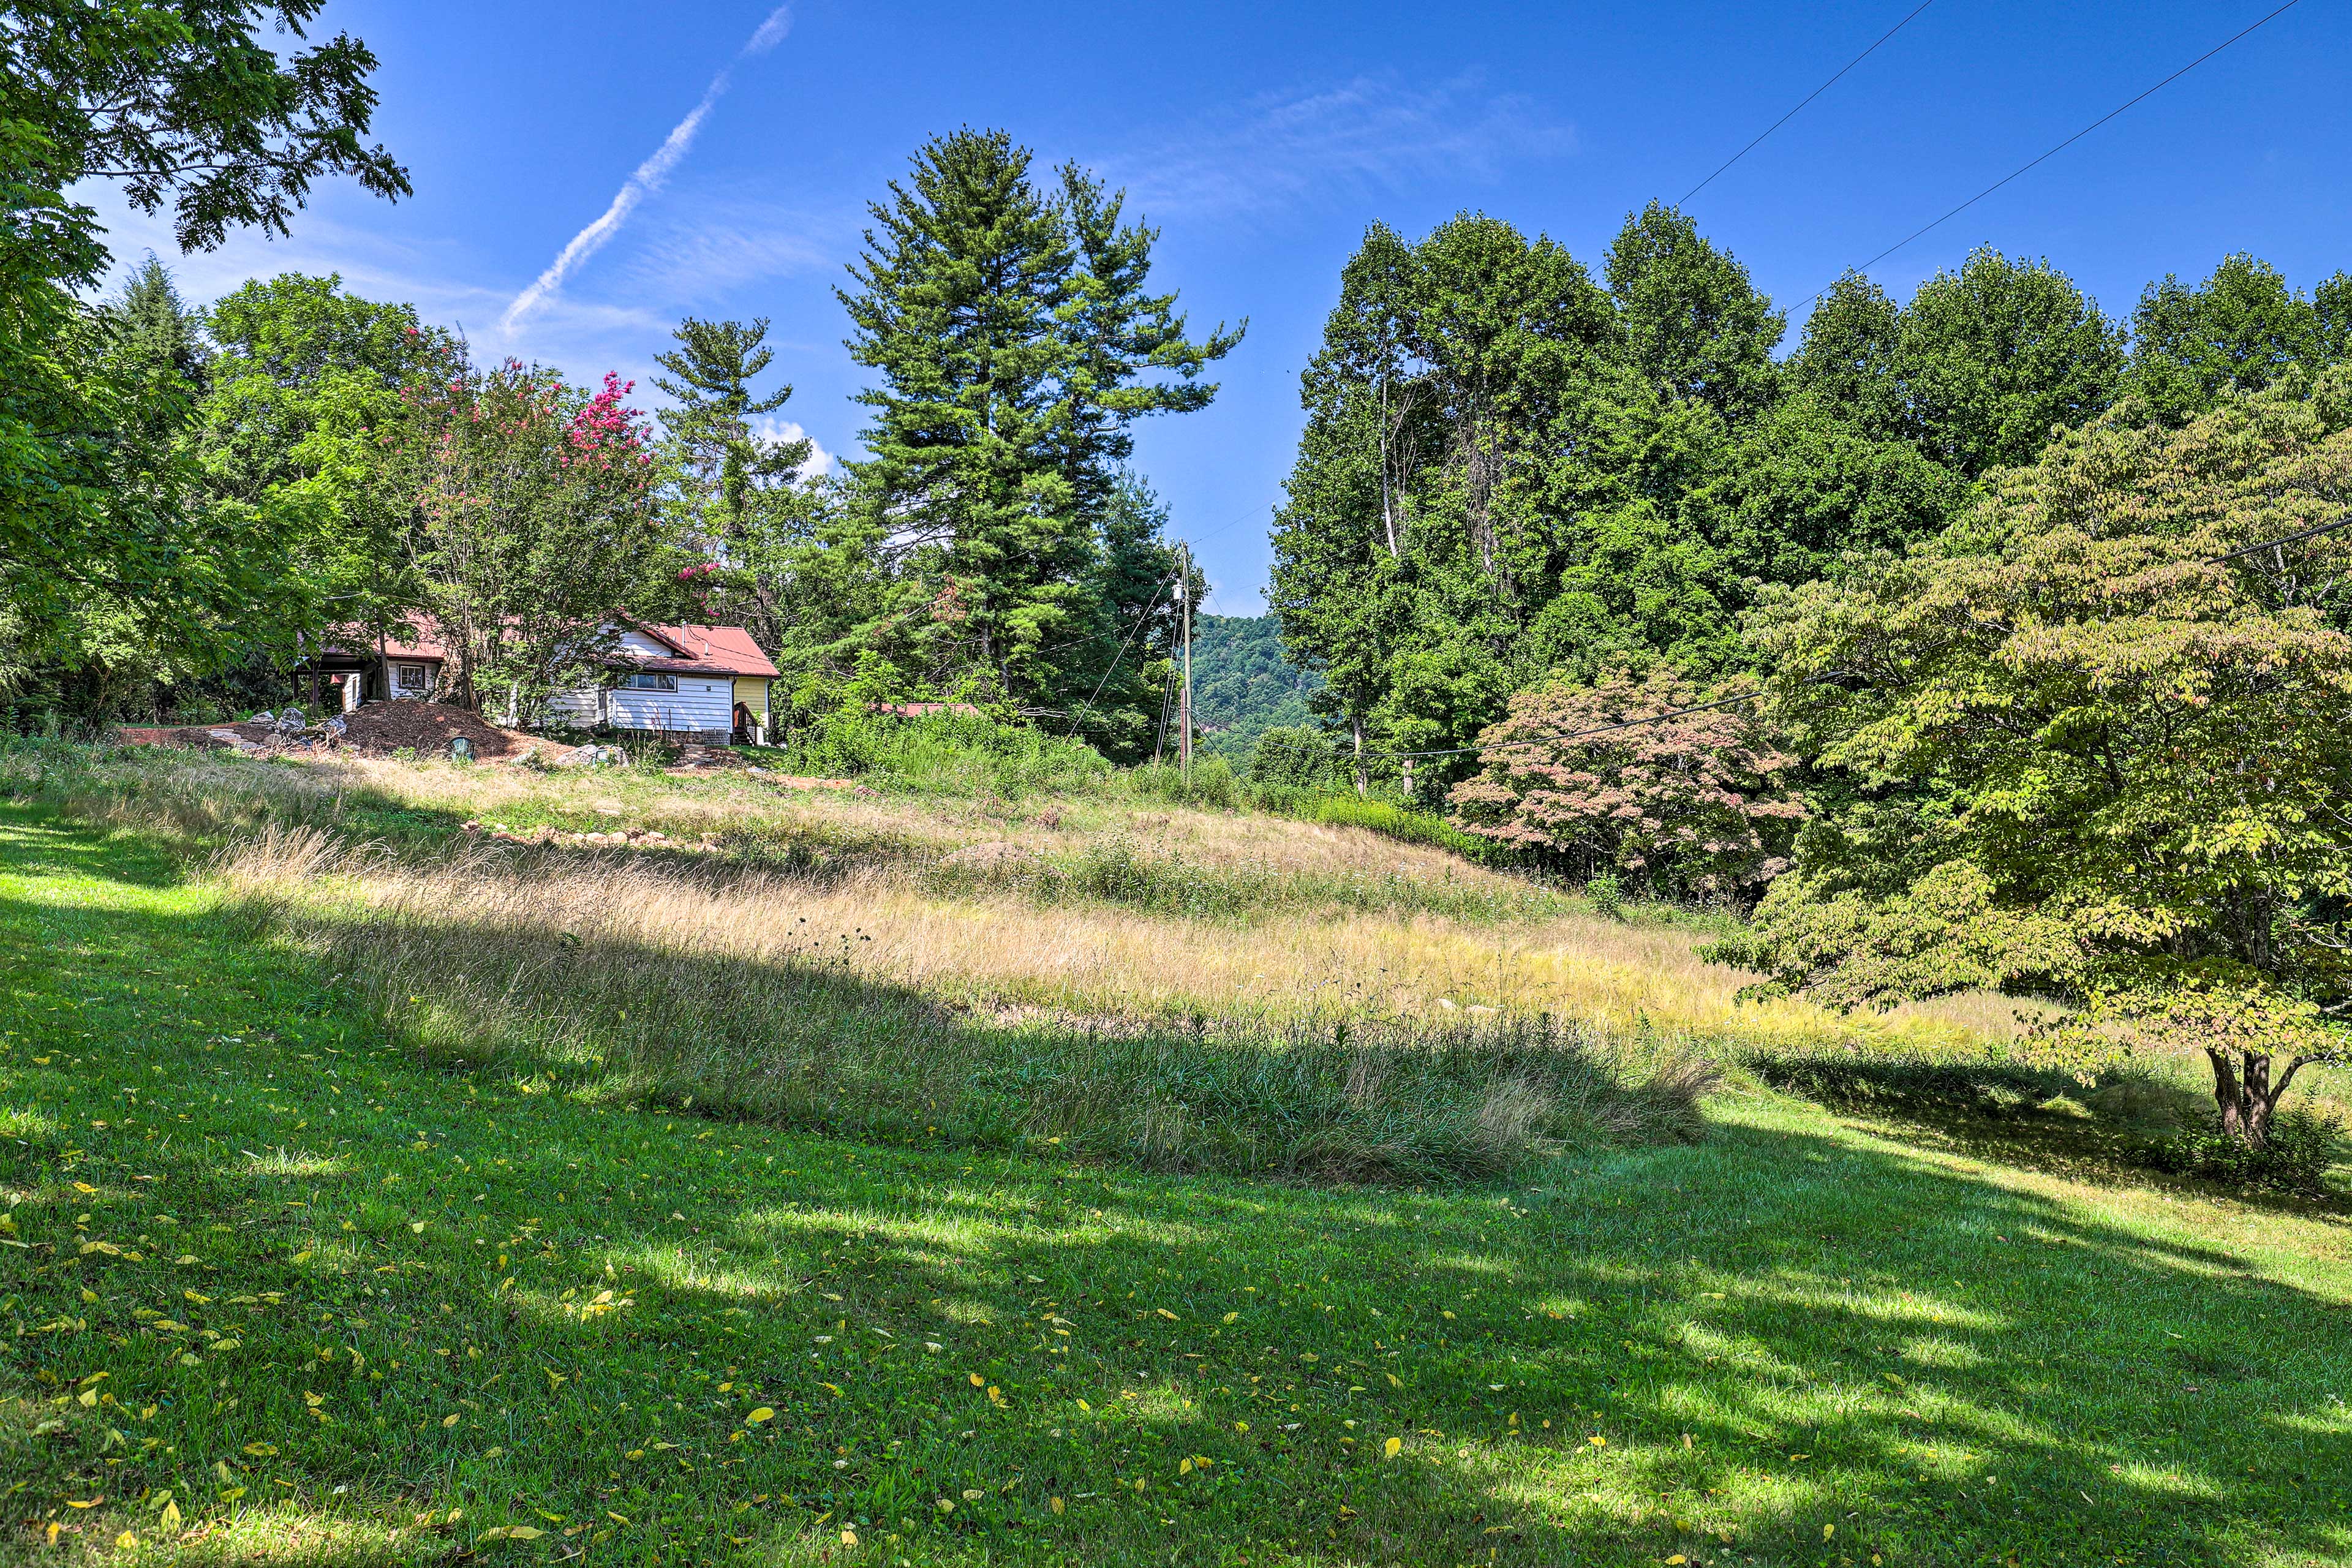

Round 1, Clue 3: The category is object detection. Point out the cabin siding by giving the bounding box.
[607,677,732,736]
[543,689,604,728]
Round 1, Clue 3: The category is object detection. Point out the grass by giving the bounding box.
[9,805,2352,1566]
[213,828,1708,1183]
[0,740,2003,1055]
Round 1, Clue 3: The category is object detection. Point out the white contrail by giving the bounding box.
[500,6,792,333]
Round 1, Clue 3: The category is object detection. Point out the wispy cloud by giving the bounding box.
[619,194,847,301]
[1107,74,1574,219]
[499,6,794,333]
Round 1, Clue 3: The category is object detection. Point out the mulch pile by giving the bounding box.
[334,700,542,759]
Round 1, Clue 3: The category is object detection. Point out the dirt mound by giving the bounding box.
[336,700,541,760]
[116,722,279,752]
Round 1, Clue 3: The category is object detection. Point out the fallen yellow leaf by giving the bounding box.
[745,1407,774,1425]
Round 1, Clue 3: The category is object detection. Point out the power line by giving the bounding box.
[1063,575,1173,736]
[1681,0,1936,205]
[1804,0,2307,304]
[2210,513,2352,564]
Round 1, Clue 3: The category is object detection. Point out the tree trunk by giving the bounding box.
[2206,1047,2277,1148]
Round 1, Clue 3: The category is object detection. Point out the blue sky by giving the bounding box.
[94,0,2351,613]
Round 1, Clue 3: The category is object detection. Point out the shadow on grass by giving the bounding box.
[211,845,1709,1185]
[7,802,2352,1567]
[1747,1050,2350,1215]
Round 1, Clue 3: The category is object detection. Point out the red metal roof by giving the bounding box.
[323,621,777,679]
[624,624,780,679]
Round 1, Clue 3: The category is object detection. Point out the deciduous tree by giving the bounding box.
[1721,371,2352,1145]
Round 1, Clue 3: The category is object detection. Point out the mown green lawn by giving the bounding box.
[4,802,2350,1566]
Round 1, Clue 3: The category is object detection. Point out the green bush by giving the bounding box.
[2147,1109,2341,1196]
[1126,755,1237,809]
[761,710,1113,797]
[1585,872,1624,919]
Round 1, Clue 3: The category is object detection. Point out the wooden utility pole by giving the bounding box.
[1177,542,1193,787]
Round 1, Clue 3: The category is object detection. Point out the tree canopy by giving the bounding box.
[1715,371,2352,1144]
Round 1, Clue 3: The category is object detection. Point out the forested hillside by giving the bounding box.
[1188,612,1321,758]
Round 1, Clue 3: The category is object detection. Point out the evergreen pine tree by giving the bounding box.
[837,129,1238,710]
[839,129,1084,699]
[654,315,812,547]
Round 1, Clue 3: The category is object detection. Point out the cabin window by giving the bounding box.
[393,662,429,693]
[622,672,679,692]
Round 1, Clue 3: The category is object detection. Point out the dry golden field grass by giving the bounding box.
[139,750,2005,1058]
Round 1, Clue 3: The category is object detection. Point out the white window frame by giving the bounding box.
[393,662,429,694]
[622,671,679,692]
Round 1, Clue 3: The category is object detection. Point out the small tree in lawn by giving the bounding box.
[1721,370,2352,1149]
[1449,666,1804,902]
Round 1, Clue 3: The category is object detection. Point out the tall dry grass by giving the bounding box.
[209,815,1958,1054]
[216,827,1714,1180]
[9,739,2008,1057]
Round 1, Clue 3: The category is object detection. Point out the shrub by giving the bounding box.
[2147,1108,2341,1196]
[1450,666,1803,900]
[769,709,1113,797]
[1585,871,1624,919]
[1248,725,1348,789]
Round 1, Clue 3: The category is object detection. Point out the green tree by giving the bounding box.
[837,129,1235,712]
[1893,246,2125,478]
[839,129,1084,699]
[1604,200,1782,427]
[2125,254,2352,423]
[1,1,406,690]
[1272,214,1638,776]
[1783,271,1905,439]
[652,315,816,650]
[654,315,811,546]
[198,272,445,705]
[1720,371,2352,1147]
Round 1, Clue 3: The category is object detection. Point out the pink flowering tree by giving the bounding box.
[400,357,665,714]
[1449,668,1805,902]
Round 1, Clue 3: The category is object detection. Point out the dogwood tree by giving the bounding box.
[1450,666,1803,901]
[1721,370,2352,1147]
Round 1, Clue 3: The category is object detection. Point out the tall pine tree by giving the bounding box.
[835,129,1237,713]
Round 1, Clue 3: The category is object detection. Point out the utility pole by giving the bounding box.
[1177,542,1193,788]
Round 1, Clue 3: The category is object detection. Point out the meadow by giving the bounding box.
[4,736,2350,1564]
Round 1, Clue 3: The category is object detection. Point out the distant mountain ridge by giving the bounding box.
[1188,614,1322,760]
